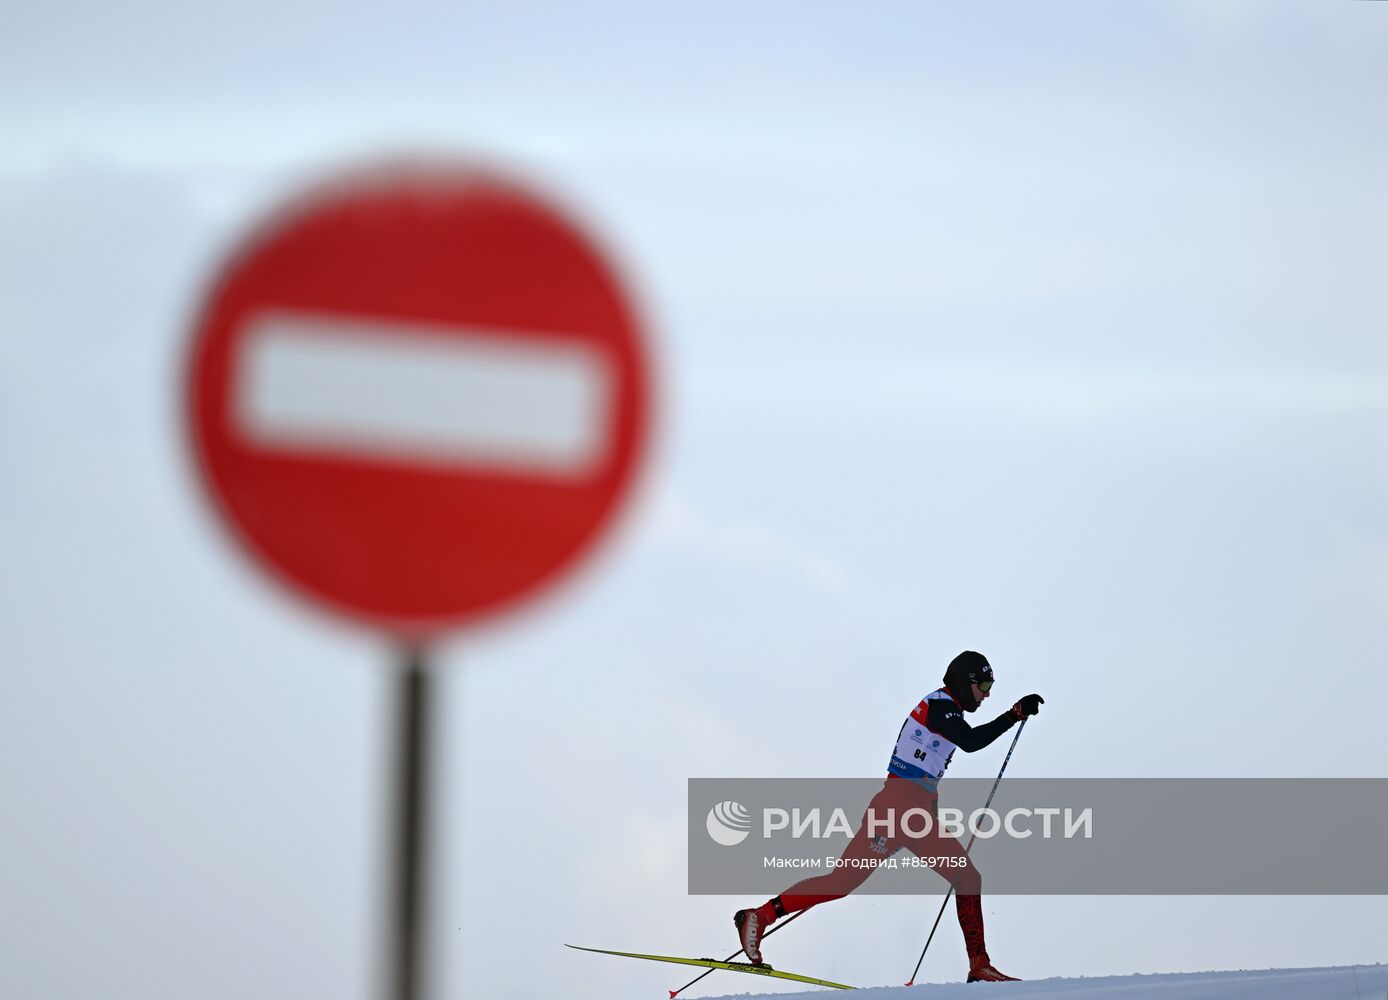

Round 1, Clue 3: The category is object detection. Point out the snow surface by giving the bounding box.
[706,965,1388,1000]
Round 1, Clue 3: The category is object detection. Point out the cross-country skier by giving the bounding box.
[733,650,1043,983]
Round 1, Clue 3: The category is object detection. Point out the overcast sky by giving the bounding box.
[2,3,1386,999]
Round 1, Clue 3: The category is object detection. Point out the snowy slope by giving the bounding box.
[706,965,1388,1000]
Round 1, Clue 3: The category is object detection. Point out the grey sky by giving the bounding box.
[2,2,1386,998]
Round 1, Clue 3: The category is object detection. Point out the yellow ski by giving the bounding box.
[565,943,856,990]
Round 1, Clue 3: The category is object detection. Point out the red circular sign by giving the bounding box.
[186,163,650,635]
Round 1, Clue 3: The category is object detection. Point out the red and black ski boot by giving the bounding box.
[732,909,765,964]
[733,898,783,965]
[967,952,1021,982]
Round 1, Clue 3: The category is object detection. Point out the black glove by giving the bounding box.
[1012,693,1045,720]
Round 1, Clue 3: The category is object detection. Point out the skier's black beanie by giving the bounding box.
[943,650,992,711]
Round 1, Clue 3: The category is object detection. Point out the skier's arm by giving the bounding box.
[926,699,1018,752]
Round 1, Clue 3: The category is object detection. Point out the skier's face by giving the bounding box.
[971,681,990,708]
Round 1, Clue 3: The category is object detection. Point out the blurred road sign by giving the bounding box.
[186,163,651,634]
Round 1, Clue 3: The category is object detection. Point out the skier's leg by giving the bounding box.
[776,778,905,915]
[942,850,985,962]
[776,820,888,914]
[903,823,1018,980]
[735,851,880,964]
[954,891,986,963]
[736,779,901,963]
[898,805,987,964]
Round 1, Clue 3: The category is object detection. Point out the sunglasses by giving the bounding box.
[975,678,994,693]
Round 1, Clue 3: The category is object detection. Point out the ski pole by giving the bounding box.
[667,908,808,998]
[904,719,1026,987]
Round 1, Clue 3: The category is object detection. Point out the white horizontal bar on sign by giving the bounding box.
[234,309,614,477]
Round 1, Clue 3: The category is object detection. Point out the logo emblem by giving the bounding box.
[706,800,752,846]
